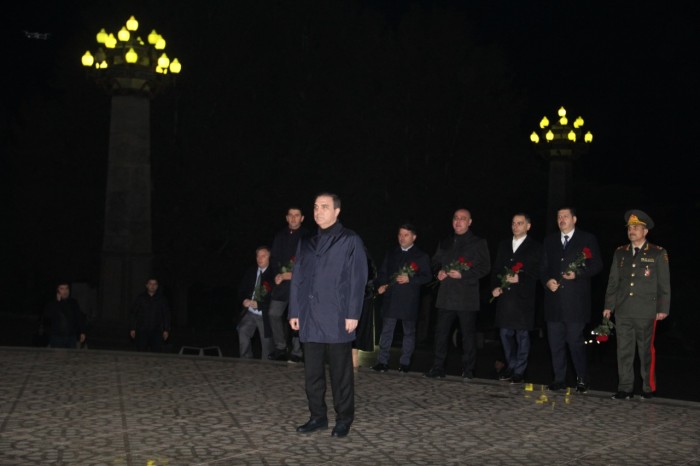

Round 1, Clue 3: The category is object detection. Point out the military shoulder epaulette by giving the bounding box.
[616,245,627,251]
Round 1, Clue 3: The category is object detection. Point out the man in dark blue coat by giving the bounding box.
[371,223,431,373]
[289,193,368,438]
[490,213,542,384]
[540,207,602,393]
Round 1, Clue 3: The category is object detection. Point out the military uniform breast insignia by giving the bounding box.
[644,266,651,277]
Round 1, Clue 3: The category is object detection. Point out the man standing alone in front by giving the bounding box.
[289,193,368,438]
[603,210,670,400]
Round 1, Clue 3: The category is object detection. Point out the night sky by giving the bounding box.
[3,1,698,342]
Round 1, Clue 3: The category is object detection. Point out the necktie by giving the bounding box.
[563,235,569,249]
[633,247,640,257]
[252,269,261,299]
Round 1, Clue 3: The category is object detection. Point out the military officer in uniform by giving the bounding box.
[603,210,670,400]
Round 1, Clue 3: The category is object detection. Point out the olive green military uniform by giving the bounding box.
[604,241,670,393]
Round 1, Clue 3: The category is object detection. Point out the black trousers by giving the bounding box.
[136,328,164,352]
[433,309,478,371]
[303,341,354,425]
[546,321,587,383]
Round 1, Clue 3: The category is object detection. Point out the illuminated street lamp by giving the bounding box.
[530,107,593,230]
[81,15,182,95]
[81,16,182,322]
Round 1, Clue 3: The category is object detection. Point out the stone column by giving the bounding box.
[98,94,153,322]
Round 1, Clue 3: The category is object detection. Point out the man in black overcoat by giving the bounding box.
[371,223,432,373]
[540,207,602,393]
[490,213,542,384]
[237,246,276,359]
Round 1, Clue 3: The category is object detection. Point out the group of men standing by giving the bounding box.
[237,197,671,439]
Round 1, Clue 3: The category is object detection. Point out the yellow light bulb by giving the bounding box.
[530,132,540,143]
[126,16,139,32]
[584,131,593,143]
[546,130,554,141]
[105,33,117,48]
[81,51,94,67]
[559,116,568,126]
[558,106,566,117]
[118,26,130,42]
[574,116,584,128]
[96,28,108,44]
[568,130,576,142]
[148,30,159,45]
[540,116,549,129]
[125,48,138,63]
[169,58,182,74]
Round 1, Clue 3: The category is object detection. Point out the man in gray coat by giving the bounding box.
[289,193,368,438]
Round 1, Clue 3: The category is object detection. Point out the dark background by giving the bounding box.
[2,1,698,353]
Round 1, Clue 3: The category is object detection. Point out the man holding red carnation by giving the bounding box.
[237,245,276,359]
[540,207,602,393]
[491,213,542,384]
[603,210,670,400]
[425,208,491,380]
[371,223,432,373]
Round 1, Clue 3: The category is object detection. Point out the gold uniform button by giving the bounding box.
[630,282,634,287]
[632,264,636,268]
[631,273,635,277]
[629,292,634,296]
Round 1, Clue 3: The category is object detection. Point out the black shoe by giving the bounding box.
[510,374,524,384]
[462,370,474,381]
[611,391,633,400]
[641,391,654,400]
[268,349,287,361]
[371,363,389,373]
[398,365,410,373]
[498,369,513,381]
[424,367,445,379]
[576,378,589,394]
[547,381,567,391]
[288,355,303,364]
[331,423,350,438]
[296,418,328,433]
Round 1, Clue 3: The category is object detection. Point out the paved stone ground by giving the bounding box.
[1,347,699,465]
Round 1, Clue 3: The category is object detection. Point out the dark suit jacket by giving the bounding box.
[270,226,309,302]
[432,230,491,311]
[375,245,432,321]
[540,228,603,323]
[237,265,276,337]
[491,236,542,330]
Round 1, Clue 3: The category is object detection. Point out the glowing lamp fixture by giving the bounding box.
[540,116,549,129]
[81,15,183,89]
[530,132,540,144]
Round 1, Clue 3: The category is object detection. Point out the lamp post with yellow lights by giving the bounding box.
[530,107,593,231]
[81,16,182,322]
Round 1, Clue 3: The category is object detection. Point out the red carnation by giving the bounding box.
[410,262,419,272]
[458,257,466,263]
[466,261,473,267]
[596,335,608,343]
[583,247,593,259]
[262,281,272,292]
[290,256,296,263]
[512,262,524,273]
